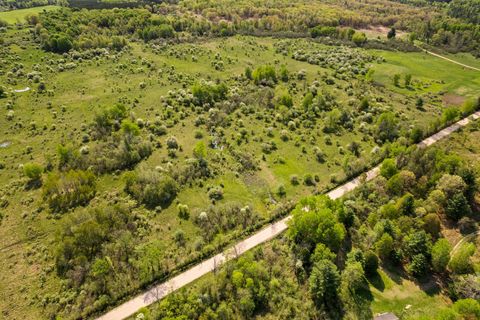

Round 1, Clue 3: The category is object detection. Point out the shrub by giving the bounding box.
[449,243,475,274]
[442,107,460,124]
[352,32,367,46]
[191,82,228,106]
[252,65,277,86]
[304,173,315,186]
[177,204,190,220]
[208,186,224,201]
[380,158,398,179]
[43,170,96,213]
[290,175,299,185]
[125,168,178,209]
[432,238,451,273]
[23,163,43,182]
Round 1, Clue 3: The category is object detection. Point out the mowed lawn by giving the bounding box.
[370,50,480,98]
[370,269,450,319]
[0,5,60,24]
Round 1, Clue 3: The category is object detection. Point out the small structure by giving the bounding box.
[374,312,399,320]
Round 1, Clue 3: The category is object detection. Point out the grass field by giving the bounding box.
[370,50,480,98]
[0,5,60,24]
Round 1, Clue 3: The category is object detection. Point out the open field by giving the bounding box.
[0,5,60,24]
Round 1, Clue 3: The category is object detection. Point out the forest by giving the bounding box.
[0,0,479,319]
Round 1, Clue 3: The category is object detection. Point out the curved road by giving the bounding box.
[97,110,480,320]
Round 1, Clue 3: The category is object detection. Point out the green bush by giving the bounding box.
[23,163,43,182]
[43,170,96,213]
[125,168,178,209]
[252,65,277,86]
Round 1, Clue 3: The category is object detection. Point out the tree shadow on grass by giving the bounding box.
[418,274,442,296]
[368,270,386,292]
[382,263,405,285]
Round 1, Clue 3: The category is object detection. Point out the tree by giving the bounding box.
[252,65,277,86]
[340,262,372,319]
[393,74,401,87]
[396,193,415,216]
[193,141,207,159]
[125,168,178,209]
[404,74,412,87]
[288,196,346,253]
[445,192,471,221]
[423,213,441,237]
[387,27,396,39]
[380,158,398,179]
[352,32,367,46]
[375,112,398,143]
[449,243,475,274]
[376,233,394,260]
[407,254,429,278]
[432,238,451,273]
[309,260,341,317]
[436,174,467,198]
[310,243,336,264]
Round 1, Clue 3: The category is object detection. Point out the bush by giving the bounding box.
[445,192,471,221]
[449,243,475,274]
[432,238,451,273]
[177,204,190,220]
[380,159,398,179]
[208,186,224,201]
[191,82,228,106]
[375,112,398,143]
[252,65,277,86]
[125,168,178,209]
[43,170,96,213]
[23,163,43,182]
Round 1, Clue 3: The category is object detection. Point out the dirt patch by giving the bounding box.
[358,26,407,39]
[442,94,465,106]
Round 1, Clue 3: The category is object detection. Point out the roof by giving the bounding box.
[374,313,399,320]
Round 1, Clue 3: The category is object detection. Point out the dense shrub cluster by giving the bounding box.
[42,169,96,213]
[125,167,178,209]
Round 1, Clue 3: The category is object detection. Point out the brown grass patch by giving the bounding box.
[442,94,465,106]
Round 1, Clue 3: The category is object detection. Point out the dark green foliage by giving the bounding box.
[310,26,338,38]
[407,253,429,277]
[445,192,472,220]
[43,34,73,53]
[375,112,398,143]
[139,24,175,41]
[309,259,342,318]
[191,82,228,107]
[387,27,396,39]
[288,196,346,256]
[449,243,475,274]
[92,104,127,138]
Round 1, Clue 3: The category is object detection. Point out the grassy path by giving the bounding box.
[96,110,480,320]
[419,48,480,72]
